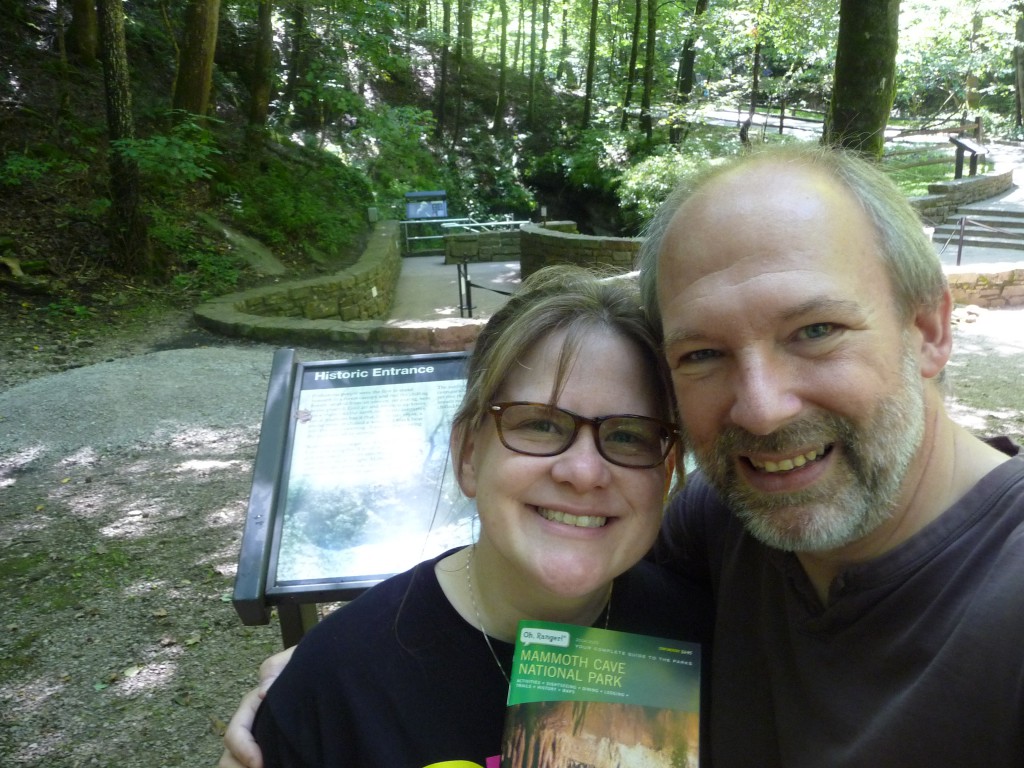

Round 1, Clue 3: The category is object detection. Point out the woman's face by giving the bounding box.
[458,327,672,601]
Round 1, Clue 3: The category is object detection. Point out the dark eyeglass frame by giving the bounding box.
[488,401,678,469]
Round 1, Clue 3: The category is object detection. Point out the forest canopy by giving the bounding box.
[1,0,1022,288]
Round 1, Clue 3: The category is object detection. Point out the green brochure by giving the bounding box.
[501,620,702,768]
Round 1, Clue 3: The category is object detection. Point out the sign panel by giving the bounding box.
[268,353,475,592]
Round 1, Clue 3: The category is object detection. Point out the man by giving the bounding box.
[639,144,1024,766]
[221,145,1024,767]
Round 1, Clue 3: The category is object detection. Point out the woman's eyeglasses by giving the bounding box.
[488,402,677,469]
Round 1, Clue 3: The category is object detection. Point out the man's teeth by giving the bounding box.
[751,448,822,473]
[538,508,607,528]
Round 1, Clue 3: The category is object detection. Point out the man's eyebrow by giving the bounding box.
[780,297,863,322]
[662,297,864,350]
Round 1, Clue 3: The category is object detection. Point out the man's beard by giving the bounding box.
[688,348,926,553]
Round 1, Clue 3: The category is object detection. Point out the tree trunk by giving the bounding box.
[492,0,509,133]
[67,0,99,64]
[1016,5,1024,130]
[823,0,899,158]
[676,0,707,102]
[539,0,550,81]
[581,0,598,127]
[620,0,641,131]
[95,0,163,278]
[451,0,468,144]
[638,0,656,139]
[247,0,274,129]
[741,28,763,145]
[556,2,572,84]
[527,0,537,127]
[172,0,222,116]
[436,0,451,137]
[458,0,473,59]
[282,0,307,114]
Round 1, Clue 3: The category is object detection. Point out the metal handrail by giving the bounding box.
[457,261,514,318]
[937,216,1017,266]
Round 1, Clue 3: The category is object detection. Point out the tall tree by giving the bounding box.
[248,0,275,130]
[95,0,163,277]
[282,0,307,113]
[581,0,599,126]
[740,0,768,146]
[823,0,900,157]
[437,0,452,136]
[1016,3,1024,130]
[66,0,99,64]
[492,0,510,132]
[677,0,708,102]
[620,0,642,130]
[527,0,538,127]
[172,0,222,115]
[539,0,551,80]
[638,0,657,138]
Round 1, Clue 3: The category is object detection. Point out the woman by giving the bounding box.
[227,265,713,767]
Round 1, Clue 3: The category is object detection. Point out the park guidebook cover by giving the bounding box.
[500,620,702,768]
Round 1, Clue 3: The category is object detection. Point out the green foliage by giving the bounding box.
[617,125,749,232]
[148,207,244,299]
[445,127,536,219]
[42,297,94,319]
[0,152,54,186]
[111,113,222,195]
[352,105,445,209]
[228,149,371,259]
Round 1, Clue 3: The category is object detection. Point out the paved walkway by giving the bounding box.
[389,255,521,322]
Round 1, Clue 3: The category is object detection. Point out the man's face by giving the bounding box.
[656,162,929,553]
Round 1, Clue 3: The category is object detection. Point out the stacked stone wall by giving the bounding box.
[947,268,1024,308]
[230,221,402,322]
[519,222,642,277]
[910,169,1013,223]
[445,228,523,264]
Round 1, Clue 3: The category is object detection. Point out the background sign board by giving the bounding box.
[232,349,474,632]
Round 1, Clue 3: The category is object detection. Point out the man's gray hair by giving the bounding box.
[636,144,947,331]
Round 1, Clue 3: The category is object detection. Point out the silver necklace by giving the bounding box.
[464,545,613,685]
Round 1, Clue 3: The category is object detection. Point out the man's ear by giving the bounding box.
[452,424,478,499]
[914,289,954,380]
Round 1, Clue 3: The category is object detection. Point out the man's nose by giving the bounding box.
[728,352,802,436]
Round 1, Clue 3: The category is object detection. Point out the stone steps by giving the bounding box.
[934,206,1024,252]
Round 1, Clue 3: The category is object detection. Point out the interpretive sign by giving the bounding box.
[232,348,474,644]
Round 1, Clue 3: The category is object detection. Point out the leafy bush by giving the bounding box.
[229,150,372,259]
[617,126,749,232]
[0,153,54,186]
[111,113,222,195]
[148,207,243,299]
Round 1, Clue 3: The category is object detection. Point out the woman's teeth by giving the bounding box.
[538,508,607,528]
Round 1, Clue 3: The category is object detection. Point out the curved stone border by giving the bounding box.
[910,169,1014,223]
[194,221,486,354]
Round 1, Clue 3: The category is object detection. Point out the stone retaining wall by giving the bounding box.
[910,168,1014,223]
[444,228,522,264]
[213,221,401,323]
[519,222,642,277]
[194,220,484,354]
[947,268,1024,308]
